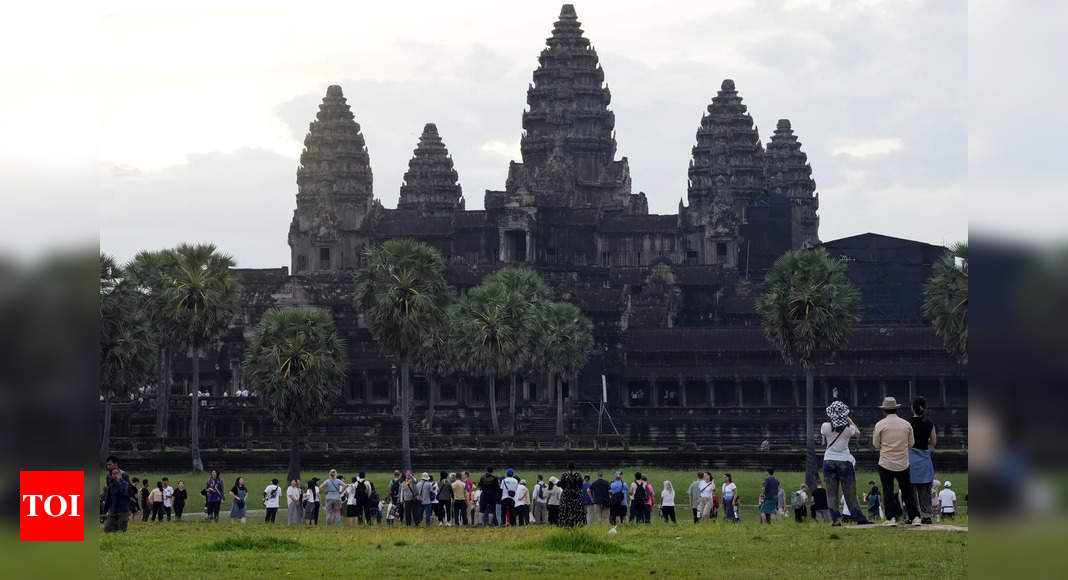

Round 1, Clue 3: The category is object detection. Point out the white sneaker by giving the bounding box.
[884,517,897,527]
[911,517,922,526]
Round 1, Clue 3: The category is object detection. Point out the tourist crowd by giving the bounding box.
[101,396,961,532]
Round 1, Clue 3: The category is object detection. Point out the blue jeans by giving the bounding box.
[423,504,433,525]
[822,460,869,524]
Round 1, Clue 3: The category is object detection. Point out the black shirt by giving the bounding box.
[173,489,188,506]
[909,417,935,450]
[589,478,611,504]
[812,487,829,510]
[479,474,499,501]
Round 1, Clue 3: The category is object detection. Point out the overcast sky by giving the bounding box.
[2,0,992,266]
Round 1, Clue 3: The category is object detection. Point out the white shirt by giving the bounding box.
[287,486,302,507]
[345,483,358,505]
[699,480,715,499]
[661,489,675,507]
[163,485,174,508]
[264,484,281,508]
[305,488,318,503]
[938,489,957,512]
[794,490,808,505]
[821,422,858,463]
[515,484,529,507]
[501,476,519,500]
[722,482,737,501]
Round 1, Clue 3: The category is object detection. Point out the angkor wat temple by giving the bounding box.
[108,5,966,470]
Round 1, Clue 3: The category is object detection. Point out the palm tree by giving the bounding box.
[755,248,860,487]
[100,254,156,464]
[355,239,450,472]
[451,282,519,436]
[126,249,180,447]
[539,301,594,438]
[482,267,552,435]
[413,309,456,432]
[242,307,347,483]
[165,243,241,472]
[923,242,968,364]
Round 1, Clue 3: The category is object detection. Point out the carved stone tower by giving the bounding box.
[288,85,375,273]
[766,119,819,248]
[398,123,464,218]
[685,79,766,267]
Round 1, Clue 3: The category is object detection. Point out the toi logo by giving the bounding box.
[20,471,85,541]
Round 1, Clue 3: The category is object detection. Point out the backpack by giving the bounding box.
[354,480,369,503]
[632,482,648,504]
[367,482,379,505]
[610,488,624,507]
[791,491,806,510]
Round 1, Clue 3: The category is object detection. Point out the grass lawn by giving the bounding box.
[100,468,967,577]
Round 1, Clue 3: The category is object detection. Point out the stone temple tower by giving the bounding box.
[288,85,375,273]
[397,123,464,218]
[766,119,820,248]
[684,79,767,267]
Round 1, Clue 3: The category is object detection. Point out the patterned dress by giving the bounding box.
[558,471,585,527]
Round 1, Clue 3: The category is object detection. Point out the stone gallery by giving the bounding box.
[108,5,966,465]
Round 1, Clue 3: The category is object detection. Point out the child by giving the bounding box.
[865,482,882,521]
[383,495,398,527]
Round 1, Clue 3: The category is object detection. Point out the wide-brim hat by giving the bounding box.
[421,472,430,481]
[879,397,901,410]
[548,476,560,484]
[826,401,850,428]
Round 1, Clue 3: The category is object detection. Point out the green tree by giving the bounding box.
[754,248,861,487]
[539,301,594,437]
[165,243,241,472]
[482,267,552,436]
[100,254,157,464]
[355,239,450,471]
[923,243,968,364]
[413,306,457,432]
[451,282,518,436]
[242,307,347,483]
[126,249,180,447]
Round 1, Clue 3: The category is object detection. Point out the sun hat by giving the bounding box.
[421,472,430,481]
[548,476,559,484]
[878,397,901,410]
[826,400,851,428]
[944,481,952,488]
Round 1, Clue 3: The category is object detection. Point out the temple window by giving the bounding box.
[319,247,331,270]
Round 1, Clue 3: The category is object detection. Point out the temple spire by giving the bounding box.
[398,123,463,217]
[767,118,819,247]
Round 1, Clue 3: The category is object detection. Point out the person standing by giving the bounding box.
[162,477,173,521]
[303,480,319,525]
[229,476,248,524]
[515,478,530,526]
[103,467,130,533]
[500,469,519,526]
[437,471,454,526]
[608,472,628,525]
[688,472,704,524]
[140,479,152,522]
[286,479,302,525]
[546,476,562,524]
[628,473,646,523]
[358,472,377,525]
[558,464,585,528]
[452,473,469,526]
[389,470,403,524]
[400,472,419,526]
[812,481,831,523]
[721,474,739,523]
[641,475,655,524]
[343,476,360,525]
[937,481,958,519]
[478,467,499,527]
[873,397,922,526]
[759,469,779,524]
[263,478,281,524]
[149,481,164,522]
[204,470,224,523]
[661,481,677,523]
[821,401,871,526]
[532,474,548,525]
[582,474,594,525]
[417,473,434,526]
[173,481,188,521]
[698,472,716,522]
[127,477,140,522]
[791,484,809,523]
[908,397,938,524]
[319,469,344,526]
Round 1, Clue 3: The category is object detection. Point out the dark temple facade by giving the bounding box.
[107,5,967,466]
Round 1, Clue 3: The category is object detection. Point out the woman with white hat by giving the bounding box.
[820,401,870,526]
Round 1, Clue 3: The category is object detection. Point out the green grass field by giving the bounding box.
[100,468,967,577]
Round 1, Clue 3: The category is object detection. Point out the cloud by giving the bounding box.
[479,140,520,161]
[830,138,906,159]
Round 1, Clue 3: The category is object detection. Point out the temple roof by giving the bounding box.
[766,118,816,200]
[398,123,463,215]
[297,85,373,199]
[688,79,766,208]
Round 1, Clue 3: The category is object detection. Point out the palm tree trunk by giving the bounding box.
[156,346,171,448]
[191,348,204,472]
[555,374,564,437]
[99,392,113,464]
[400,356,412,473]
[287,428,302,483]
[509,374,517,436]
[488,376,500,435]
[427,375,437,432]
[804,367,816,488]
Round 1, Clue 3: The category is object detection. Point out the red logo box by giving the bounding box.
[20,471,85,541]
